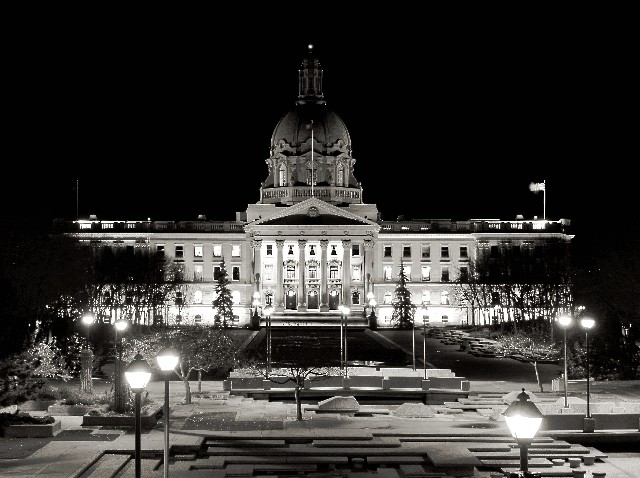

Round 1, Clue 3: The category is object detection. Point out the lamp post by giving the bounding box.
[113,319,129,413]
[422,304,429,380]
[252,291,261,330]
[557,314,572,408]
[580,316,596,432]
[411,308,416,371]
[503,388,543,477]
[125,354,152,478]
[263,305,274,378]
[368,292,377,330]
[157,347,179,478]
[339,304,350,377]
[80,312,94,393]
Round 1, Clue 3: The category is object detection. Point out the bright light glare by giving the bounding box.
[558,315,572,327]
[505,415,543,440]
[580,317,595,329]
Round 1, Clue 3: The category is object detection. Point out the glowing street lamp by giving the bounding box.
[157,347,179,478]
[557,314,572,408]
[503,389,543,476]
[80,312,94,393]
[580,316,596,432]
[125,354,152,478]
[113,319,129,413]
[263,305,274,378]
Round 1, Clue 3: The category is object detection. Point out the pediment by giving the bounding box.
[250,198,378,227]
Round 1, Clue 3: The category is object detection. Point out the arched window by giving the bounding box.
[441,291,450,305]
[337,166,344,186]
[279,164,287,186]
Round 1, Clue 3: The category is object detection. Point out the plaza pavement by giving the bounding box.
[1,329,638,477]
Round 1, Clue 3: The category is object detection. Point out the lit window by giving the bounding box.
[279,164,287,186]
[329,265,339,279]
[193,290,203,304]
[404,266,412,281]
[194,245,203,258]
[441,291,450,304]
[232,291,240,305]
[232,266,240,281]
[383,266,393,281]
[421,245,430,259]
[264,264,274,281]
[383,291,392,304]
[286,264,296,279]
[308,263,318,279]
[384,246,392,257]
[441,266,449,282]
[266,244,273,256]
[421,291,431,304]
[421,266,431,282]
[213,244,222,257]
[175,245,184,259]
[440,246,449,260]
[232,245,241,257]
[352,264,361,281]
[194,264,203,281]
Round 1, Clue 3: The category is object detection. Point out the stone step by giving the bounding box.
[313,437,402,447]
[83,453,130,477]
[206,439,287,447]
[481,457,553,468]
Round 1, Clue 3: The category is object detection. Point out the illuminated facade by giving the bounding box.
[62,48,573,328]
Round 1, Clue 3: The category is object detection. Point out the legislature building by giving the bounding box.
[59,47,573,329]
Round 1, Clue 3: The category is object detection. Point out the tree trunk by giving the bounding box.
[533,361,543,393]
[295,386,302,420]
[198,369,202,392]
[80,349,93,393]
[182,376,192,404]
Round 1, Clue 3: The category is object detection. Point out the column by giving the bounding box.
[342,239,351,306]
[252,239,262,289]
[298,239,307,312]
[275,240,285,312]
[320,239,329,312]
[364,240,374,295]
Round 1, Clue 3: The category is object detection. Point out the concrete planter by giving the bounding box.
[48,403,108,416]
[81,404,162,428]
[17,400,57,411]
[2,419,61,437]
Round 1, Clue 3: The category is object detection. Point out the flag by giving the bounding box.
[529,181,545,192]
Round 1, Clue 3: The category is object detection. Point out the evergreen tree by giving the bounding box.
[391,259,415,329]
[212,257,235,328]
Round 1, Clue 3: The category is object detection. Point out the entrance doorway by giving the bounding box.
[285,290,297,310]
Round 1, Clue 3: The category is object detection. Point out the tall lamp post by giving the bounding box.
[339,304,350,377]
[263,305,274,378]
[125,354,152,478]
[557,314,572,408]
[411,307,417,371]
[157,347,179,478]
[113,319,129,413]
[367,292,377,330]
[503,388,543,477]
[252,291,261,330]
[422,304,429,380]
[80,312,94,393]
[580,316,596,432]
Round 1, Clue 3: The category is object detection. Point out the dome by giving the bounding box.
[270,103,351,156]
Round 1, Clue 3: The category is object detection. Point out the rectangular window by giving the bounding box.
[442,315,449,323]
[421,265,431,282]
[266,244,273,256]
[383,245,392,258]
[352,291,360,305]
[329,265,339,279]
[286,264,296,280]
[404,265,412,281]
[459,245,468,260]
[421,245,430,259]
[440,246,449,260]
[175,245,184,259]
[441,266,449,282]
[421,291,431,304]
[264,264,274,281]
[383,266,393,281]
[403,246,411,258]
[194,245,203,258]
[194,264,203,281]
[232,266,240,281]
[231,245,241,257]
[459,265,469,282]
[156,245,165,258]
[352,264,362,281]
[213,244,222,257]
[213,266,221,280]
[351,244,360,256]
[308,263,318,279]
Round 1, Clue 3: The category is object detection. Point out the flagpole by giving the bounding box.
[543,179,546,220]
[311,120,314,197]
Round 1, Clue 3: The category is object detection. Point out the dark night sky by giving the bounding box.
[4,18,637,253]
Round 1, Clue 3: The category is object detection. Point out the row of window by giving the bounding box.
[383,264,467,282]
[383,245,469,260]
